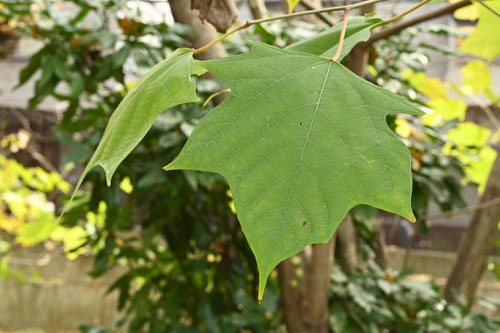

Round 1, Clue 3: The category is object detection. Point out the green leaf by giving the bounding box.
[76,48,200,191]
[460,2,500,61]
[286,16,382,61]
[16,46,47,88]
[166,42,422,299]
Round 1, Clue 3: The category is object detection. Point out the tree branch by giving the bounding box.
[300,0,336,26]
[368,0,472,44]
[476,0,500,17]
[250,0,386,25]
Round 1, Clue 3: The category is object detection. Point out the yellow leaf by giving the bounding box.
[368,65,378,77]
[463,146,497,192]
[287,0,301,13]
[461,60,491,94]
[449,0,478,21]
[446,122,491,147]
[120,176,133,194]
[403,69,447,99]
[395,118,412,138]
[423,98,467,126]
[461,1,500,61]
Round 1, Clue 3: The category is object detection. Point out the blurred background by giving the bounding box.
[1,0,500,332]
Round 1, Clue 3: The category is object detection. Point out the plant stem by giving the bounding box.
[249,0,386,25]
[331,9,350,62]
[475,0,500,17]
[194,21,250,54]
[382,0,431,24]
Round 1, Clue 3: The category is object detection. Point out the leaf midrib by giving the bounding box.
[263,61,333,271]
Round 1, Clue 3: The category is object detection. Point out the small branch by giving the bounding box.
[382,0,431,25]
[299,0,336,26]
[250,0,386,25]
[475,0,500,17]
[194,21,250,54]
[468,95,500,132]
[331,9,350,62]
[416,197,500,222]
[369,0,472,44]
[451,85,500,132]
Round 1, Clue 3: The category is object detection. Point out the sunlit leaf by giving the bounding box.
[287,0,301,13]
[447,122,491,147]
[422,98,467,126]
[460,2,500,61]
[450,0,478,21]
[402,69,447,100]
[461,60,491,94]
[445,122,496,192]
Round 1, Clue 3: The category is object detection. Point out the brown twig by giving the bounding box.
[416,197,500,222]
[368,0,472,44]
[475,0,500,17]
[300,0,337,26]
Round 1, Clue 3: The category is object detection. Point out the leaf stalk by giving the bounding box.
[194,21,250,54]
[331,9,350,62]
[381,0,431,25]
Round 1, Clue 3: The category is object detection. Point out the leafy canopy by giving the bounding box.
[166,42,422,299]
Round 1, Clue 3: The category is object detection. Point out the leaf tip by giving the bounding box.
[258,270,269,302]
[163,163,176,171]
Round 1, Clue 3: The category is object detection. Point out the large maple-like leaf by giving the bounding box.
[166,42,422,299]
[75,49,202,190]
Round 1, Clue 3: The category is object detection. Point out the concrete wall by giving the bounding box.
[0,245,122,332]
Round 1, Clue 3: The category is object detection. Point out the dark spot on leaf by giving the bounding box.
[299,122,302,126]
[302,220,307,226]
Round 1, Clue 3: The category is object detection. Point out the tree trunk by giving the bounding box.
[444,150,500,303]
[335,214,359,271]
[303,240,336,333]
[169,0,227,61]
[248,0,266,19]
[278,237,336,333]
[347,5,375,76]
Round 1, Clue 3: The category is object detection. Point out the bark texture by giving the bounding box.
[444,150,500,303]
[191,0,238,33]
[248,0,267,19]
[169,0,228,61]
[278,237,336,333]
[336,214,359,271]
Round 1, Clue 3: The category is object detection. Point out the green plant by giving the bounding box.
[6,0,500,331]
[329,264,499,333]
